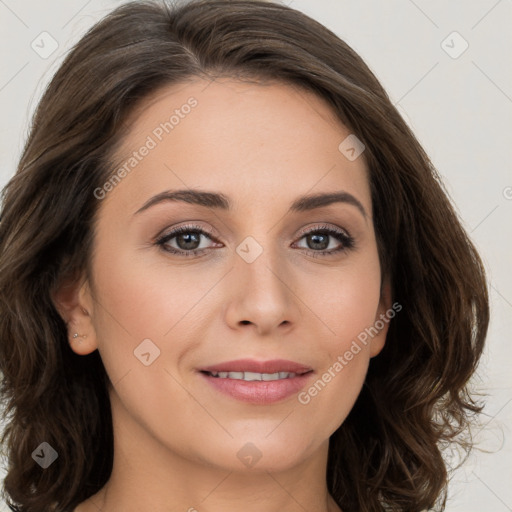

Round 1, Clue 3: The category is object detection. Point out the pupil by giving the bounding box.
[309,233,328,250]
[177,232,200,250]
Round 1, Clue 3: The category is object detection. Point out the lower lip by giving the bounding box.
[199,371,314,404]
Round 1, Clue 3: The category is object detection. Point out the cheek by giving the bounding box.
[295,255,381,429]
[91,239,214,335]
[313,254,382,353]
[89,240,227,386]
[295,282,378,437]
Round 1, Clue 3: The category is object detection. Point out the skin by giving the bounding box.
[53,77,391,512]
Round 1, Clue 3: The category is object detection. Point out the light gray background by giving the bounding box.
[0,0,511,510]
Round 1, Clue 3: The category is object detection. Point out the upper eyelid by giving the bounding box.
[296,224,350,237]
[157,223,214,239]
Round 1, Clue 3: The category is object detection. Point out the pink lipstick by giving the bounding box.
[199,359,314,404]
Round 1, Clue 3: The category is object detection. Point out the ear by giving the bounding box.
[51,272,98,356]
[369,275,393,358]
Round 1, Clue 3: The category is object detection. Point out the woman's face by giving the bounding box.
[73,77,390,473]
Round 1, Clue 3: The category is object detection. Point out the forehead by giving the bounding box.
[104,77,372,218]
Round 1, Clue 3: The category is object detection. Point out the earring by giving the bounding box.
[72,333,87,340]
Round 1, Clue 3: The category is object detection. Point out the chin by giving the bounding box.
[190,433,321,473]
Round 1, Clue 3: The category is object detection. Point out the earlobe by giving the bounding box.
[67,319,96,355]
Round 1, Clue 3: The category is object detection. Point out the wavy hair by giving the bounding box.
[0,0,489,510]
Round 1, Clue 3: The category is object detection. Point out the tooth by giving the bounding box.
[261,372,280,381]
[208,371,299,380]
[243,371,263,381]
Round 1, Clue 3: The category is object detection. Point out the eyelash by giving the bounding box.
[155,223,355,258]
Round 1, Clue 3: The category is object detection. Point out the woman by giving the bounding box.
[0,1,489,511]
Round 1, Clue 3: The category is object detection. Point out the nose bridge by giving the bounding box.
[236,233,289,297]
[225,233,298,332]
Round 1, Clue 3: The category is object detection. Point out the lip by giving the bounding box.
[198,359,314,405]
[200,372,314,404]
[200,358,313,374]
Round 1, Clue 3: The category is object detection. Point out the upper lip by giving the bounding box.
[200,359,313,375]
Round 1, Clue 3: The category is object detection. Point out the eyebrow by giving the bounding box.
[133,189,368,219]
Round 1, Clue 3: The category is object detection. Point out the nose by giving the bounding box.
[223,244,300,336]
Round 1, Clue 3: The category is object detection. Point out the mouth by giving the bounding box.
[201,370,311,381]
[198,359,314,404]
[199,358,313,375]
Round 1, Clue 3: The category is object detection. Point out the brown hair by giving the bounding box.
[0,0,489,510]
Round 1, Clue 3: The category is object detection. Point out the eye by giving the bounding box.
[155,224,219,256]
[293,224,355,257]
[155,223,355,258]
